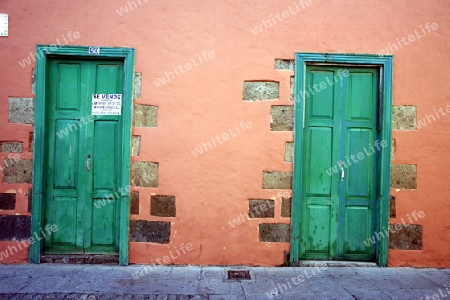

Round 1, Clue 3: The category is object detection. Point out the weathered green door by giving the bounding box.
[43,58,124,254]
[300,66,380,261]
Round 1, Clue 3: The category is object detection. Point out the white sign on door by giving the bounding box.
[92,94,122,115]
[0,14,8,37]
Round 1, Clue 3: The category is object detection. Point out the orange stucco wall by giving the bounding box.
[0,0,449,267]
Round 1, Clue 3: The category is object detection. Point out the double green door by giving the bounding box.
[300,66,380,261]
[43,58,124,254]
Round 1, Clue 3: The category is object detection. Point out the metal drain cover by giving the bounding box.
[228,270,251,280]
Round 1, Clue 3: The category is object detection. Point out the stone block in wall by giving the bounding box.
[275,59,295,71]
[151,195,176,217]
[262,171,293,189]
[391,139,395,160]
[393,106,416,130]
[31,68,36,95]
[0,142,23,153]
[290,76,294,102]
[259,223,290,242]
[248,200,274,218]
[243,81,279,101]
[281,197,291,218]
[130,191,139,215]
[0,215,31,241]
[130,220,170,243]
[3,159,33,184]
[133,105,158,127]
[131,136,141,156]
[284,142,293,162]
[29,132,34,153]
[130,162,158,187]
[0,193,16,210]
[389,224,422,250]
[271,105,294,131]
[391,164,417,189]
[28,189,32,213]
[8,98,34,125]
[134,72,142,99]
[390,196,396,218]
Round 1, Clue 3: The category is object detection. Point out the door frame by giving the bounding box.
[290,53,393,267]
[30,45,135,265]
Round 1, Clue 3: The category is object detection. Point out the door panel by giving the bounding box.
[53,120,79,189]
[92,198,116,245]
[56,63,81,110]
[346,129,373,197]
[306,205,332,257]
[52,197,77,245]
[93,121,118,189]
[44,58,124,254]
[348,72,375,120]
[307,128,333,196]
[344,207,370,254]
[301,66,379,261]
[310,71,335,118]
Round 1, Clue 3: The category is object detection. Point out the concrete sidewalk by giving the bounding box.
[0,264,449,299]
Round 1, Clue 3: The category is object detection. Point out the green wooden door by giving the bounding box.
[300,66,379,261]
[43,58,124,254]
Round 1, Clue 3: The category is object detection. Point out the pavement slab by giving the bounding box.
[0,265,25,278]
[0,277,34,294]
[199,268,225,280]
[197,280,243,295]
[17,277,69,294]
[240,278,278,296]
[0,264,449,299]
[341,287,393,300]
[414,269,450,288]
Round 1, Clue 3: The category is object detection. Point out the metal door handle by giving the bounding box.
[86,154,91,172]
[340,165,345,181]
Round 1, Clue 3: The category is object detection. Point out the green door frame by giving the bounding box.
[290,53,393,267]
[30,45,135,265]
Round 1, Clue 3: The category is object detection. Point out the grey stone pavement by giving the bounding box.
[0,264,449,300]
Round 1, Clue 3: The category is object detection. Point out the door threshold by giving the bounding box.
[295,260,378,267]
[40,254,119,265]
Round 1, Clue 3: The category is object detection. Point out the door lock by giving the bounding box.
[339,164,345,181]
[86,154,91,172]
